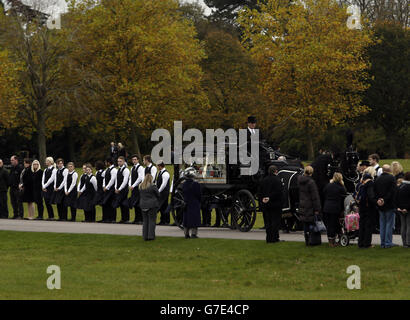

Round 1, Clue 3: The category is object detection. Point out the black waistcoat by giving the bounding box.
[131,164,141,184]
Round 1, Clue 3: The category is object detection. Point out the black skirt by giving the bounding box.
[93,191,104,206]
[51,189,65,205]
[76,193,87,210]
[64,189,77,208]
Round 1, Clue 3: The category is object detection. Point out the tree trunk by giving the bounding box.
[37,112,47,166]
[306,127,315,161]
[130,125,141,160]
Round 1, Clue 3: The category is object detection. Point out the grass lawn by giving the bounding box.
[0,230,409,299]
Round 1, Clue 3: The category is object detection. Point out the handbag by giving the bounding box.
[313,215,327,233]
[308,226,322,246]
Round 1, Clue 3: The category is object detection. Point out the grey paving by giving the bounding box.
[0,219,403,245]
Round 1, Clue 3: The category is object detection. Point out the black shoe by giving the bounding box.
[118,220,126,224]
[34,217,43,220]
[171,222,178,226]
[191,235,198,239]
[185,234,190,239]
[259,226,266,230]
[212,224,220,228]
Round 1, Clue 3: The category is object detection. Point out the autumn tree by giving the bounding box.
[201,28,269,129]
[63,0,209,159]
[239,0,373,159]
[0,0,72,164]
[0,49,25,126]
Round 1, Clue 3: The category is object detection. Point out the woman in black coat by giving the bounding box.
[31,160,44,220]
[139,174,160,241]
[396,172,410,247]
[298,166,321,246]
[64,162,78,221]
[182,168,201,239]
[19,158,35,219]
[323,172,347,247]
[356,173,377,248]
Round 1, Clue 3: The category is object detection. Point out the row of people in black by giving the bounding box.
[0,155,171,224]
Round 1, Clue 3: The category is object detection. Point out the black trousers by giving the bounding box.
[120,203,130,222]
[67,206,77,221]
[326,212,340,239]
[201,205,211,226]
[358,214,373,247]
[10,187,23,218]
[263,207,282,242]
[0,192,8,218]
[159,198,170,224]
[35,199,44,218]
[57,203,68,220]
[84,207,96,222]
[102,193,115,222]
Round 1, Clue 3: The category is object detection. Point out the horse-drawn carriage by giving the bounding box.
[169,140,305,232]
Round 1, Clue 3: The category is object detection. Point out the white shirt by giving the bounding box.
[64,171,78,193]
[42,166,56,189]
[248,127,256,135]
[78,174,97,192]
[77,174,86,192]
[373,164,383,177]
[115,165,130,191]
[157,168,170,193]
[129,164,145,188]
[54,167,68,190]
[103,165,117,190]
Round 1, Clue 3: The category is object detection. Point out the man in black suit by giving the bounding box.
[374,165,397,248]
[258,165,284,243]
[9,155,23,219]
[0,159,9,219]
[156,161,170,225]
[109,142,118,163]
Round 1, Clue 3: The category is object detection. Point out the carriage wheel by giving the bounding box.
[170,179,186,230]
[231,189,257,232]
[339,234,350,247]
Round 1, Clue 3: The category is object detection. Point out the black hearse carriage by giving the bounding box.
[169,140,304,232]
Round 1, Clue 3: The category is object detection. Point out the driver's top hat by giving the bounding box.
[247,116,257,123]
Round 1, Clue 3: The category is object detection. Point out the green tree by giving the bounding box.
[363,21,410,157]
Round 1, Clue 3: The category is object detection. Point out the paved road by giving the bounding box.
[0,219,402,245]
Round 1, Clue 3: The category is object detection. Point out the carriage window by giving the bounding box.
[192,154,227,184]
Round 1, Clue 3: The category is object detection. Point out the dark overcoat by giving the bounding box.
[182,178,202,228]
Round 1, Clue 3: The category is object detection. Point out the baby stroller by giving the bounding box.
[337,194,360,247]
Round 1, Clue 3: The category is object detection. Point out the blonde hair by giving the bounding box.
[331,172,344,186]
[364,166,376,178]
[391,161,403,177]
[304,166,314,176]
[31,160,41,172]
[139,174,153,190]
[45,157,56,168]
